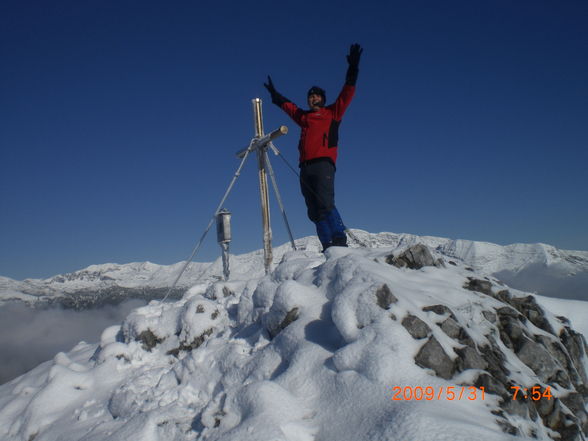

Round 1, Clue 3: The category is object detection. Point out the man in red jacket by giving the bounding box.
[264,44,362,251]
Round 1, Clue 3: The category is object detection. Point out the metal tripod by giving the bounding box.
[240,98,297,274]
[162,98,297,299]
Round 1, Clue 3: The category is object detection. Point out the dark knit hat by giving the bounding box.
[307,86,326,104]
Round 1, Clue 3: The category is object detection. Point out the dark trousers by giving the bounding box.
[299,159,336,223]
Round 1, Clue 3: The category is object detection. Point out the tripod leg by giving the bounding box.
[162,142,253,301]
[264,151,297,250]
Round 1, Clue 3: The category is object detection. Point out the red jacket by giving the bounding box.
[280,84,355,165]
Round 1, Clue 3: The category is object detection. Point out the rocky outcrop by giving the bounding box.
[386,244,445,269]
[379,245,588,439]
[398,271,588,440]
[115,296,227,360]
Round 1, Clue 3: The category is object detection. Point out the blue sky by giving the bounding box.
[1,0,587,280]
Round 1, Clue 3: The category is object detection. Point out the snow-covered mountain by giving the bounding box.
[1,230,587,308]
[0,235,587,440]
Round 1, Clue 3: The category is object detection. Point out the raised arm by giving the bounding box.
[333,44,363,119]
[264,76,304,125]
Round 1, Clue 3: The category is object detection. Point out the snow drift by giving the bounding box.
[0,240,587,441]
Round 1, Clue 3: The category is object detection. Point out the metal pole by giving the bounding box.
[252,98,273,274]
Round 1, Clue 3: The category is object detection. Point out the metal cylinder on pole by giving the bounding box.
[216,208,232,280]
[252,98,273,274]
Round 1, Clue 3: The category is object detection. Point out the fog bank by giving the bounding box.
[0,299,146,384]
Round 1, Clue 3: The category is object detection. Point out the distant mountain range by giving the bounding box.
[1,230,587,308]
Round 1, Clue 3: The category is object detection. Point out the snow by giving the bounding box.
[2,238,586,441]
[534,295,588,339]
[2,229,587,305]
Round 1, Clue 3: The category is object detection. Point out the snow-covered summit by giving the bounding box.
[0,241,586,441]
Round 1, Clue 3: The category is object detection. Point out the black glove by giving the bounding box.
[347,43,363,68]
[263,75,289,106]
[345,44,362,86]
[264,75,277,95]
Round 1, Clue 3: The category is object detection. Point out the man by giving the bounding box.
[264,43,363,251]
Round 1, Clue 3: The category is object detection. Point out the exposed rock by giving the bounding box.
[474,373,508,397]
[280,307,300,331]
[501,398,533,419]
[558,425,584,441]
[268,307,300,338]
[561,392,588,433]
[439,318,475,346]
[401,314,431,339]
[478,339,511,385]
[509,295,555,335]
[560,328,588,390]
[536,336,573,378]
[414,336,455,379]
[497,314,526,351]
[495,290,512,303]
[455,346,488,371]
[496,306,520,319]
[464,277,493,296]
[439,317,462,339]
[422,304,455,320]
[533,391,555,418]
[386,244,445,270]
[496,419,519,436]
[167,328,213,357]
[375,284,397,310]
[516,338,560,383]
[482,310,497,323]
[136,329,164,351]
[553,369,573,389]
[544,400,572,433]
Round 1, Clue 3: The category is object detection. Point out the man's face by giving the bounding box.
[308,93,323,111]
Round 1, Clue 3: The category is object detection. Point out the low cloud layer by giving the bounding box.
[494,266,588,301]
[0,299,146,385]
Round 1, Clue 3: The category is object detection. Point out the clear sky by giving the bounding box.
[1,0,587,280]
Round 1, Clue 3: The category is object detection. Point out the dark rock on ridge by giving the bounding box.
[386,244,445,270]
[375,284,398,310]
[401,314,431,339]
[414,336,455,380]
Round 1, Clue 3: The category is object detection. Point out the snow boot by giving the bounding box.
[332,233,348,247]
[315,219,333,252]
[327,208,348,247]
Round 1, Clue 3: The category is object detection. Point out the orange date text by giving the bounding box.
[391,386,485,401]
[510,386,552,401]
